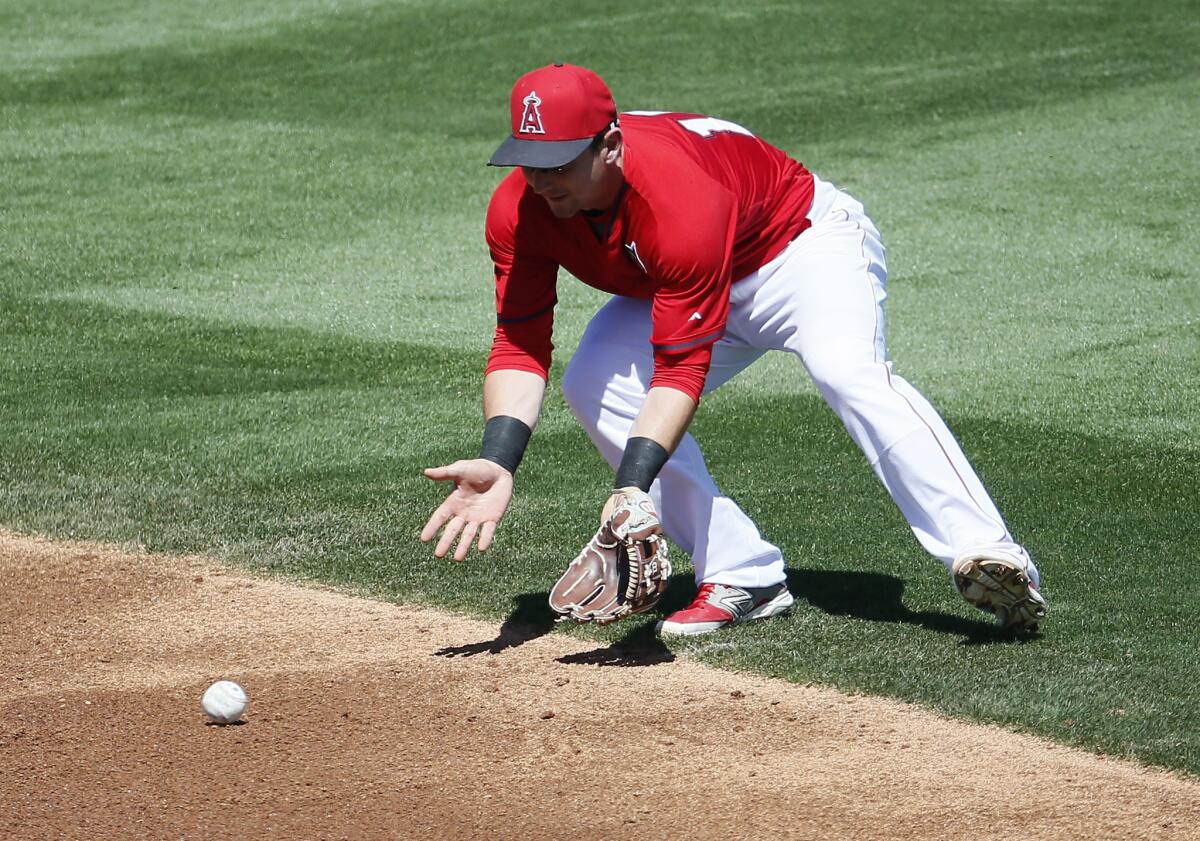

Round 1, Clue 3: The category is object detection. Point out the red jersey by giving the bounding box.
[485,111,815,401]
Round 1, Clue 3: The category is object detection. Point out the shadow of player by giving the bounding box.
[787,568,1040,644]
[432,568,1031,662]
[432,574,694,666]
[433,591,557,658]
[555,619,675,667]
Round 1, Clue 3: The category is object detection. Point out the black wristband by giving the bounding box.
[479,415,532,476]
[614,436,670,492]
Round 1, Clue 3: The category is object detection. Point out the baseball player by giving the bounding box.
[421,63,1047,635]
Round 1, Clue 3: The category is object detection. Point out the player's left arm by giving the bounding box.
[596,385,697,522]
[597,187,735,523]
[630,385,697,452]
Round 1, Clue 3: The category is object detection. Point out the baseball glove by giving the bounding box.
[548,488,671,625]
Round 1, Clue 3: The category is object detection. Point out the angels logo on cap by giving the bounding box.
[488,63,618,169]
[519,92,546,135]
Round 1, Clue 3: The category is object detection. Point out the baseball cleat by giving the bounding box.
[656,582,794,636]
[952,549,1047,632]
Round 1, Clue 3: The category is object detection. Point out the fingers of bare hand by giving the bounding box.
[477,521,498,553]
[420,506,453,543]
[434,515,465,558]
[452,521,480,562]
[423,461,465,482]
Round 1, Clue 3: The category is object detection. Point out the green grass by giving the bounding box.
[2,0,1198,774]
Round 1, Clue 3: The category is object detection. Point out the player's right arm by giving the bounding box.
[421,174,558,561]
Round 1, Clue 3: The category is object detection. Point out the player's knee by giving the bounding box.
[804,353,883,407]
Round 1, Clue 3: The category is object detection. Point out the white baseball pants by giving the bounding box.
[561,176,1039,590]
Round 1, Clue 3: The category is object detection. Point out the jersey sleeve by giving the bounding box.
[484,177,559,381]
[643,183,738,402]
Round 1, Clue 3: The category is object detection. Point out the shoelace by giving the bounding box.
[687,582,718,609]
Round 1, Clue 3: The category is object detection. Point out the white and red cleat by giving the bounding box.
[656,582,794,636]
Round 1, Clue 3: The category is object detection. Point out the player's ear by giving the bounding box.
[602,125,622,165]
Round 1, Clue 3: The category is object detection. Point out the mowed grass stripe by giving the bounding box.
[3,1,1196,144]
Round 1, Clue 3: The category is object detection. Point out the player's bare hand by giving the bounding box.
[421,459,514,561]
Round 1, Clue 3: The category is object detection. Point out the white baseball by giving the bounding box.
[201,680,248,724]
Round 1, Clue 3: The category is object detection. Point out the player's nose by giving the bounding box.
[529,170,554,193]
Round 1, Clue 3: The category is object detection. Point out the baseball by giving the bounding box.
[201,680,248,724]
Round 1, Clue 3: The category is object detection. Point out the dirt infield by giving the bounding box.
[2,531,1198,840]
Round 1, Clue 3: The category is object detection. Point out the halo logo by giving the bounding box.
[519,91,546,135]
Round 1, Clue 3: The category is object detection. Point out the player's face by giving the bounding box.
[521,135,621,218]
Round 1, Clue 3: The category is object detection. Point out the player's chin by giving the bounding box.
[544,196,579,218]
